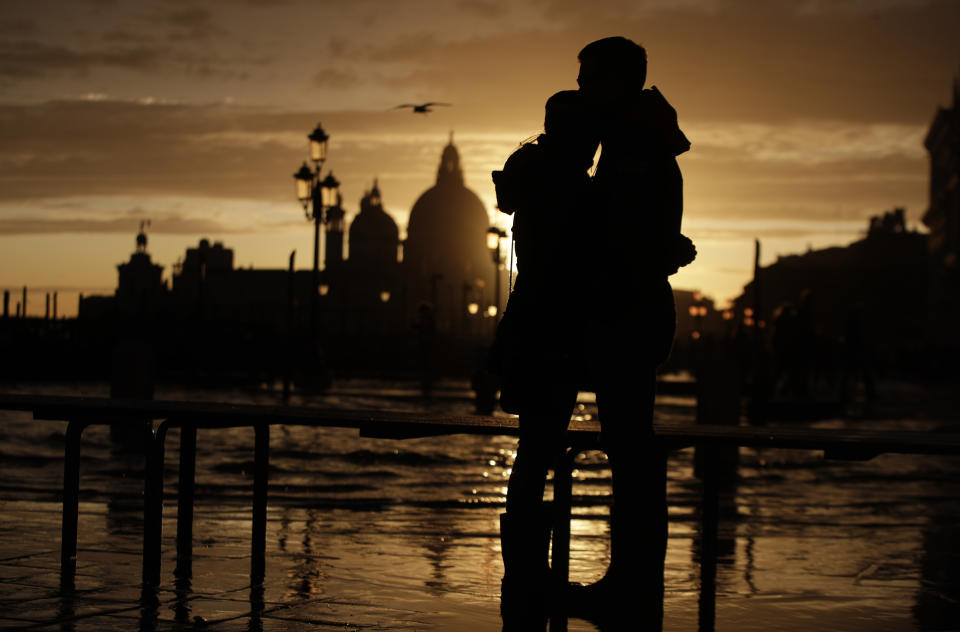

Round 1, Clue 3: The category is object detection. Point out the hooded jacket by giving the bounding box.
[590,86,689,363]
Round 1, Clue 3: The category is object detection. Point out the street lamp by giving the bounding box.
[294,163,313,205]
[292,122,340,342]
[487,226,506,325]
[308,123,329,164]
[319,173,341,209]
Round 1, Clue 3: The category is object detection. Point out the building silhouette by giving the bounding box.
[335,180,402,340]
[76,137,498,376]
[350,180,400,276]
[922,76,960,348]
[80,223,166,322]
[731,209,928,369]
[403,135,495,336]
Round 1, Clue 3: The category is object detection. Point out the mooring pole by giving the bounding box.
[61,421,88,573]
[251,424,270,582]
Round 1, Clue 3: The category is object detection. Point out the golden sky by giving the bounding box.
[1,0,958,315]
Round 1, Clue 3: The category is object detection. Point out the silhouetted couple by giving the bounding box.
[492,36,694,629]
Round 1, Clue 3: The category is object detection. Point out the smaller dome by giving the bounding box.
[350,180,399,268]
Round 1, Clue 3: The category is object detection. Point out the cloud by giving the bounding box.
[314,68,360,89]
[686,121,927,165]
[362,33,442,63]
[0,212,239,236]
[101,29,149,43]
[458,0,508,18]
[0,41,162,79]
[0,18,37,36]
[683,217,872,241]
[0,97,933,239]
[795,0,937,15]
[167,8,213,29]
[331,1,959,124]
[165,7,225,41]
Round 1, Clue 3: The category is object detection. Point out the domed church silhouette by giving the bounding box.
[403,135,494,335]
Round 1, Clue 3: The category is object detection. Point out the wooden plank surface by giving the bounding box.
[1,393,958,456]
[655,423,960,456]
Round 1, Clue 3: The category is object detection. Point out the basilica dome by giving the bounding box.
[403,137,494,333]
[405,139,490,285]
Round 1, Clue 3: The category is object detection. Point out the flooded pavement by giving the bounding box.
[1,381,959,631]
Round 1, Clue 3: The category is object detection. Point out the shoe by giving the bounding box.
[563,506,665,627]
[499,510,553,618]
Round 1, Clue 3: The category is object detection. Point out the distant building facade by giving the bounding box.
[732,209,928,364]
[80,223,166,321]
[922,77,960,345]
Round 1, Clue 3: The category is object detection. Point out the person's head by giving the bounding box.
[542,90,599,165]
[577,36,647,108]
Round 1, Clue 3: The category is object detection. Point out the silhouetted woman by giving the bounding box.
[491,89,599,616]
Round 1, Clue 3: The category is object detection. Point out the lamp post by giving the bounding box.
[293,122,340,342]
[487,227,507,325]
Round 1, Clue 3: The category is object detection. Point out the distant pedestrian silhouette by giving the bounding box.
[493,36,695,630]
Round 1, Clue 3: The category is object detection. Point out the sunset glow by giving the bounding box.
[1,0,958,315]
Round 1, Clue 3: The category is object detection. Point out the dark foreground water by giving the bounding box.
[0,380,958,631]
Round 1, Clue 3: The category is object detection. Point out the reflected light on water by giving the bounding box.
[2,383,959,630]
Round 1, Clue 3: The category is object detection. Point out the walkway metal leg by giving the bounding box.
[143,421,169,586]
[61,421,87,573]
[551,446,577,588]
[176,424,197,578]
[251,423,269,583]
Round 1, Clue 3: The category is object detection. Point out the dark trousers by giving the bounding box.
[505,378,578,515]
[504,332,667,617]
[505,358,666,544]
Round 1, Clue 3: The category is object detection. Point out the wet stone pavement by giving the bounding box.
[2,382,960,631]
[0,500,509,631]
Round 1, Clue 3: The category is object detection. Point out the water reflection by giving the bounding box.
[914,506,960,628]
[4,383,960,631]
[57,567,75,632]
[693,444,740,632]
[248,582,265,632]
[138,583,159,632]
[167,574,188,628]
[285,507,327,600]
[420,514,455,595]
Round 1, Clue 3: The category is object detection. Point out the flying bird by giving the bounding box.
[394,102,452,114]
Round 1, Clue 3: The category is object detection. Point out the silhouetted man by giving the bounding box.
[572,36,692,626]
